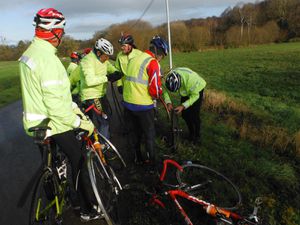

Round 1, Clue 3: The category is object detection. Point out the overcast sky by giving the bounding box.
[0,0,258,45]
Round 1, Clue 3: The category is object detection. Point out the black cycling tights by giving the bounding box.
[52,130,94,212]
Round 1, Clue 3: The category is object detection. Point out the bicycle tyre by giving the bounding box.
[97,131,126,170]
[176,163,242,210]
[87,150,120,225]
[29,169,60,225]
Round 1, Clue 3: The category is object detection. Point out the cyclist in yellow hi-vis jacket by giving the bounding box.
[164,67,206,145]
[19,8,101,222]
[115,34,142,94]
[66,51,80,76]
[79,38,122,139]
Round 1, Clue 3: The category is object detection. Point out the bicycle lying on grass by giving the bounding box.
[123,159,262,225]
[29,125,126,225]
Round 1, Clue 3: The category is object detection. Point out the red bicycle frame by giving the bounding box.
[151,159,244,225]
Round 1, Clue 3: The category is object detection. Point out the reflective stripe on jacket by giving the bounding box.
[80,51,117,101]
[19,37,80,136]
[115,48,142,87]
[163,67,207,109]
[123,52,154,106]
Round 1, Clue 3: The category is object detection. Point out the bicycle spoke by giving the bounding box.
[87,150,121,225]
[176,163,242,210]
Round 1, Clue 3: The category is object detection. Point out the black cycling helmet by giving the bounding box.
[118,34,136,48]
[150,35,169,56]
[119,34,134,45]
[165,70,181,92]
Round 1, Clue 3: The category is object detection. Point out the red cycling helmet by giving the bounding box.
[70,51,79,59]
[33,8,65,30]
[33,8,65,44]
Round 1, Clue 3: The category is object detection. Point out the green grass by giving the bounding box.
[0,61,20,108]
[155,109,300,225]
[162,42,300,133]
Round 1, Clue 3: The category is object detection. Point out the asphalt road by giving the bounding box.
[0,85,127,225]
[0,100,40,225]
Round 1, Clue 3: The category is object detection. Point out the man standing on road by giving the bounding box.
[164,67,207,145]
[79,38,122,139]
[19,8,101,222]
[123,35,169,172]
[115,34,142,95]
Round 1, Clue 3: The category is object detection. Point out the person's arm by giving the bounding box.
[114,55,124,88]
[182,87,200,109]
[69,66,80,86]
[81,57,107,87]
[147,59,162,99]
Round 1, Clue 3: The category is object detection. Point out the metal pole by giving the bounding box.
[165,0,173,69]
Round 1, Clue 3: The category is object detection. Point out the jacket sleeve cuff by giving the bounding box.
[73,115,81,128]
[72,102,78,109]
[182,101,190,109]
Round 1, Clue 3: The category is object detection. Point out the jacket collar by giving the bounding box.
[33,37,57,54]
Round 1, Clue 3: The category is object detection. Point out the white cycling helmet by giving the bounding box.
[165,70,181,92]
[95,38,114,56]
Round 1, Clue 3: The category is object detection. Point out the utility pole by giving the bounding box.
[165,0,173,70]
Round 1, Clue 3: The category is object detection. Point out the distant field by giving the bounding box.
[0,61,20,108]
[162,42,300,133]
[1,43,300,132]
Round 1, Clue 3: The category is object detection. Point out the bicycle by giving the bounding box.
[124,159,261,225]
[28,126,71,225]
[78,128,127,225]
[29,124,126,225]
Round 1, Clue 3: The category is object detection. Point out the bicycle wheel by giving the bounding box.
[87,150,120,225]
[176,163,242,210]
[29,170,60,225]
[97,131,126,170]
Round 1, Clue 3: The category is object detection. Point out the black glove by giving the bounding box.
[107,71,122,82]
[117,86,123,94]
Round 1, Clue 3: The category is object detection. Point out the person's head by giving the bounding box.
[94,38,114,63]
[70,51,80,63]
[118,34,136,54]
[149,35,169,62]
[165,70,181,92]
[33,8,66,47]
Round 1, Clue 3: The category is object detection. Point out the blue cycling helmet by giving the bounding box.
[165,70,181,92]
[150,35,169,56]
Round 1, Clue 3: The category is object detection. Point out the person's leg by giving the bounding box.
[123,108,142,164]
[194,90,204,141]
[52,131,93,213]
[97,114,110,139]
[138,109,155,164]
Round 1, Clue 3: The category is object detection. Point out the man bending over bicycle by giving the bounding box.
[19,8,101,222]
